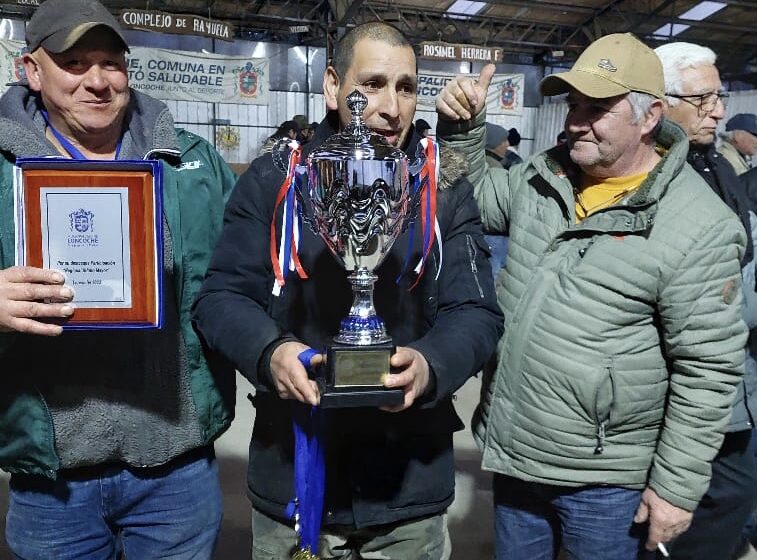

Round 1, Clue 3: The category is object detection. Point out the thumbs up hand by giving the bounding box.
[436,63,495,121]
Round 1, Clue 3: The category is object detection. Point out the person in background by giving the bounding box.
[556,130,568,146]
[192,21,502,560]
[0,0,237,557]
[503,127,523,169]
[655,41,757,560]
[415,117,432,138]
[484,122,510,276]
[259,119,299,155]
[436,32,747,559]
[719,113,757,176]
[485,122,509,168]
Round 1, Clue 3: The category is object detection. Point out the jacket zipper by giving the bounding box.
[466,235,485,298]
[594,422,607,455]
[594,362,614,455]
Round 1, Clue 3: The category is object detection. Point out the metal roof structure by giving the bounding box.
[3,0,757,85]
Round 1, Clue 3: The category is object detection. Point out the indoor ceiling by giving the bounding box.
[3,0,757,85]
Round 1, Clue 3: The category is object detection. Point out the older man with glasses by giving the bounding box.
[655,41,757,560]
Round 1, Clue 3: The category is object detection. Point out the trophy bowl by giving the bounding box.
[301,90,417,407]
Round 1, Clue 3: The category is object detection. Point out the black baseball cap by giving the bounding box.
[26,0,129,53]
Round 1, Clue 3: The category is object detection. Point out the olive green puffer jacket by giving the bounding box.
[439,114,747,511]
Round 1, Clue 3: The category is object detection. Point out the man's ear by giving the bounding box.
[642,99,665,136]
[22,53,42,92]
[323,66,340,111]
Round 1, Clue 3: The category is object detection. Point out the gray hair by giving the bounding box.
[627,91,659,124]
[654,42,717,106]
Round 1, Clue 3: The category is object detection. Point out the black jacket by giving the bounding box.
[192,113,503,527]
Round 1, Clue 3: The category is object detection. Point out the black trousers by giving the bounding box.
[670,429,757,560]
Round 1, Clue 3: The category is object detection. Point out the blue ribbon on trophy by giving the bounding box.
[287,348,327,560]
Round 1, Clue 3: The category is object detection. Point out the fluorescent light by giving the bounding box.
[459,62,470,73]
[292,46,307,64]
[652,23,691,36]
[652,1,725,37]
[680,1,726,21]
[252,43,266,58]
[447,0,487,20]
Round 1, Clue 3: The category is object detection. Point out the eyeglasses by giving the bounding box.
[666,91,730,115]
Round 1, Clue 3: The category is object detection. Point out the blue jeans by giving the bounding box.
[484,235,509,279]
[5,448,222,560]
[493,475,652,560]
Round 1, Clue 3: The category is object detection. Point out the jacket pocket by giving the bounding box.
[593,359,615,455]
[605,354,668,440]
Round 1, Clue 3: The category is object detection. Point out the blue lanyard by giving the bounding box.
[41,110,122,160]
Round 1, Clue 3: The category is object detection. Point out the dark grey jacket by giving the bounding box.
[193,113,503,527]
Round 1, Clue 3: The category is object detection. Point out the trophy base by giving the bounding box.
[319,342,404,409]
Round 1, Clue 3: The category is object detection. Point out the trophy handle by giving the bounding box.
[271,137,297,173]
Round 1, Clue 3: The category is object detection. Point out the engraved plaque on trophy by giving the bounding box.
[289,91,423,408]
[14,159,163,329]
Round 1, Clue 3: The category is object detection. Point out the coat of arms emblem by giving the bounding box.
[237,62,258,97]
[500,78,517,110]
[69,208,94,233]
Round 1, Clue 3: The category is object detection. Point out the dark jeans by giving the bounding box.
[5,448,222,560]
[484,234,509,279]
[493,474,652,560]
[670,429,757,560]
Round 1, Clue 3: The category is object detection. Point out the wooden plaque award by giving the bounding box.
[14,159,163,329]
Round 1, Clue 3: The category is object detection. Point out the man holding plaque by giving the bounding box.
[193,22,503,560]
[0,0,237,557]
[434,34,747,558]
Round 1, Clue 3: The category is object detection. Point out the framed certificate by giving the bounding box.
[14,159,163,329]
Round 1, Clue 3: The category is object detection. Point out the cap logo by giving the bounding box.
[597,58,617,72]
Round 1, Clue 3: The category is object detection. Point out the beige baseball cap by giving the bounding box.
[540,33,664,100]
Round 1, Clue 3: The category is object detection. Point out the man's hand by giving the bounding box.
[270,341,324,406]
[0,266,74,336]
[436,63,496,122]
[381,346,431,412]
[634,487,693,551]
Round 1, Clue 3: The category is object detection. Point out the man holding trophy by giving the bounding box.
[193,22,502,559]
[0,0,237,557]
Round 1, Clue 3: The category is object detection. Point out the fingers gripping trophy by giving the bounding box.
[271,90,437,408]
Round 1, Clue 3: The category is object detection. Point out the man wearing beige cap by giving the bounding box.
[0,0,236,557]
[436,33,747,559]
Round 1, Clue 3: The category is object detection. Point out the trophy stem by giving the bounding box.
[335,267,391,345]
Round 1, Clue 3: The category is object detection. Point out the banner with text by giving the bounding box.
[417,70,524,115]
[128,47,269,104]
[0,41,270,105]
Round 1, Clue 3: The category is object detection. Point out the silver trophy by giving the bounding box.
[277,90,422,407]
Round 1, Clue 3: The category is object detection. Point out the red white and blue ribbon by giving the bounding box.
[271,141,308,296]
[402,137,442,289]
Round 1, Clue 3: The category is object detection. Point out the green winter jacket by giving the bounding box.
[438,114,748,511]
[0,87,237,478]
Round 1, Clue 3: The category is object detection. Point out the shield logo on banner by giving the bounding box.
[500,79,517,110]
[12,56,25,81]
[238,62,258,97]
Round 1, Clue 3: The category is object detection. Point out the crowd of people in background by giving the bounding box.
[2,2,757,559]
